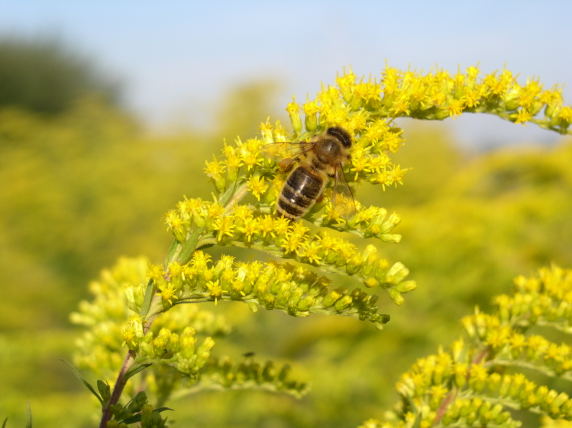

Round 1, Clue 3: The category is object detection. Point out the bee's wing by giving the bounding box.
[263,140,314,155]
[264,141,315,171]
[331,163,357,217]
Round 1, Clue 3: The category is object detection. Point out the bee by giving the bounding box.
[276,126,353,221]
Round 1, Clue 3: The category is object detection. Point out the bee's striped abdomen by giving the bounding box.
[277,166,324,220]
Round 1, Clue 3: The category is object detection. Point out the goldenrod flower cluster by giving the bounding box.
[308,199,402,243]
[71,258,227,377]
[149,252,390,328]
[495,266,572,332]
[165,199,413,306]
[192,66,572,316]
[167,193,403,245]
[463,313,572,377]
[199,68,571,300]
[207,100,408,195]
[197,357,308,398]
[362,266,572,428]
[71,257,306,399]
[334,66,571,136]
[440,398,517,428]
[396,351,571,422]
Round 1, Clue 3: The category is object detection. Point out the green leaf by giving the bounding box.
[177,228,201,264]
[60,359,103,405]
[121,407,173,424]
[120,414,142,424]
[124,362,152,382]
[125,391,147,413]
[83,380,103,405]
[140,279,155,317]
[97,380,111,403]
[2,417,8,428]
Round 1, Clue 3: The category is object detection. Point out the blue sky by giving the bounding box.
[1,0,571,147]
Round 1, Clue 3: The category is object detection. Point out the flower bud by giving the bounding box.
[303,101,319,132]
[286,101,302,135]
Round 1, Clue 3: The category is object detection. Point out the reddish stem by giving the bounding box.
[99,351,135,428]
[432,347,490,426]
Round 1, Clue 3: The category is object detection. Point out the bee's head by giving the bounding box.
[326,126,352,148]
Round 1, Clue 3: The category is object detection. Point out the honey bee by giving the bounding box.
[276,126,353,221]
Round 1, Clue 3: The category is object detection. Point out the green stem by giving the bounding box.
[224,183,248,210]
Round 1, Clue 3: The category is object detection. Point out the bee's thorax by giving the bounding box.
[314,137,347,168]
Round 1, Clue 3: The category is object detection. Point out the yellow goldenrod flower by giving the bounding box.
[247,175,269,200]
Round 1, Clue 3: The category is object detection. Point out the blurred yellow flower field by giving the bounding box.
[1,64,571,426]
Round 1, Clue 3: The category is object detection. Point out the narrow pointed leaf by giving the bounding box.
[124,363,152,382]
[60,359,103,404]
[97,380,111,403]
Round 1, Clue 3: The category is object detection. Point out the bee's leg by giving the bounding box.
[318,170,336,203]
[279,157,298,172]
[316,184,330,203]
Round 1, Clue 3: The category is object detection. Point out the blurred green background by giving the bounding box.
[1,2,572,426]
